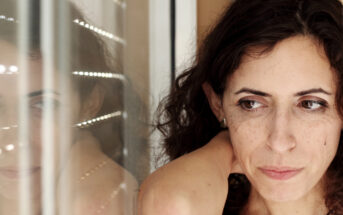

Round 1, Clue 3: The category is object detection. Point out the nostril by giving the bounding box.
[267,138,297,151]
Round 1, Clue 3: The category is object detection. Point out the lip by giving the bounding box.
[0,167,41,180]
[258,166,303,180]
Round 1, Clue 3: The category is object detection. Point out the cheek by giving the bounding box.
[29,115,62,153]
[70,91,82,123]
[313,127,340,171]
[227,116,266,170]
[295,118,340,160]
[226,112,341,173]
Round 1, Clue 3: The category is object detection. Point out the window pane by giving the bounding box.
[0,0,149,214]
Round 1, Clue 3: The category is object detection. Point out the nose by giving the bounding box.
[267,109,296,153]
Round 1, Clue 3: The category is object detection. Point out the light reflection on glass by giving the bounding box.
[73,71,126,80]
[4,144,15,151]
[0,64,19,75]
[1,125,18,130]
[95,183,127,214]
[75,111,123,128]
[0,0,150,213]
[0,14,19,23]
[0,65,5,73]
[73,19,125,44]
[9,65,18,72]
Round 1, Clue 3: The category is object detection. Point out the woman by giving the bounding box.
[138,0,343,214]
[0,0,142,214]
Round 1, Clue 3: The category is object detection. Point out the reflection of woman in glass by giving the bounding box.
[139,0,343,214]
[0,0,139,214]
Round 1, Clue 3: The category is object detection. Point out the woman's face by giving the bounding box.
[222,36,342,202]
[0,40,81,200]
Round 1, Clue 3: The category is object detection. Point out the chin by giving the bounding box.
[258,183,309,203]
[0,176,42,200]
[0,184,21,200]
[263,191,304,202]
[0,185,41,200]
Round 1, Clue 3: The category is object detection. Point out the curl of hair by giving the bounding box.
[156,0,343,213]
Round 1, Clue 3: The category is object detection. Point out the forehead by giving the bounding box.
[227,36,337,95]
[0,40,60,95]
[0,40,42,66]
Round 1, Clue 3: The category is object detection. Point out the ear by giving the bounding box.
[202,82,224,121]
[79,84,105,120]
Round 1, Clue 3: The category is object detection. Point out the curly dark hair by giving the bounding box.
[157,0,343,214]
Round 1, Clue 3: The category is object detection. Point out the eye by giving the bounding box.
[298,100,328,111]
[30,99,60,113]
[31,100,43,110]
[237,99,264,112]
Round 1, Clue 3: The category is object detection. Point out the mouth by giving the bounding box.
[258,166,303,180]
[0,167,41,180]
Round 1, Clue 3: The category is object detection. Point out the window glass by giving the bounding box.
[0,0,149,214]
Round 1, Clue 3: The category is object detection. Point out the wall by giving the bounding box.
[197,0,232,43]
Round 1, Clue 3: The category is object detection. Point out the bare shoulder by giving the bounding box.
[71,155,138,215]
[138,132,233,215]
[65,132,138,215]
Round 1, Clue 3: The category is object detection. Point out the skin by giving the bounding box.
[0,40,138,215]
[138,132,234,215]
[221,35,342,214]
[0,41,58,214]
[138,35,343,215]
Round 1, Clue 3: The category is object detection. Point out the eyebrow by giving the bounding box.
[234,88,271,97]
[234,87,332,97]
[294,88,332,96]
[27,90,60,98]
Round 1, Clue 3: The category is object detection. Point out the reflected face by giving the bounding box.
[0,40,80,200]
[222,36,342,202]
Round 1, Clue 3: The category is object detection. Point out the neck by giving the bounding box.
[243,181,328,215]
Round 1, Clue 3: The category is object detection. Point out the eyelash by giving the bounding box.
[297,100,328,112]
[237,100,263,112]
[237,99,329,113]
[30,98,60,112]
